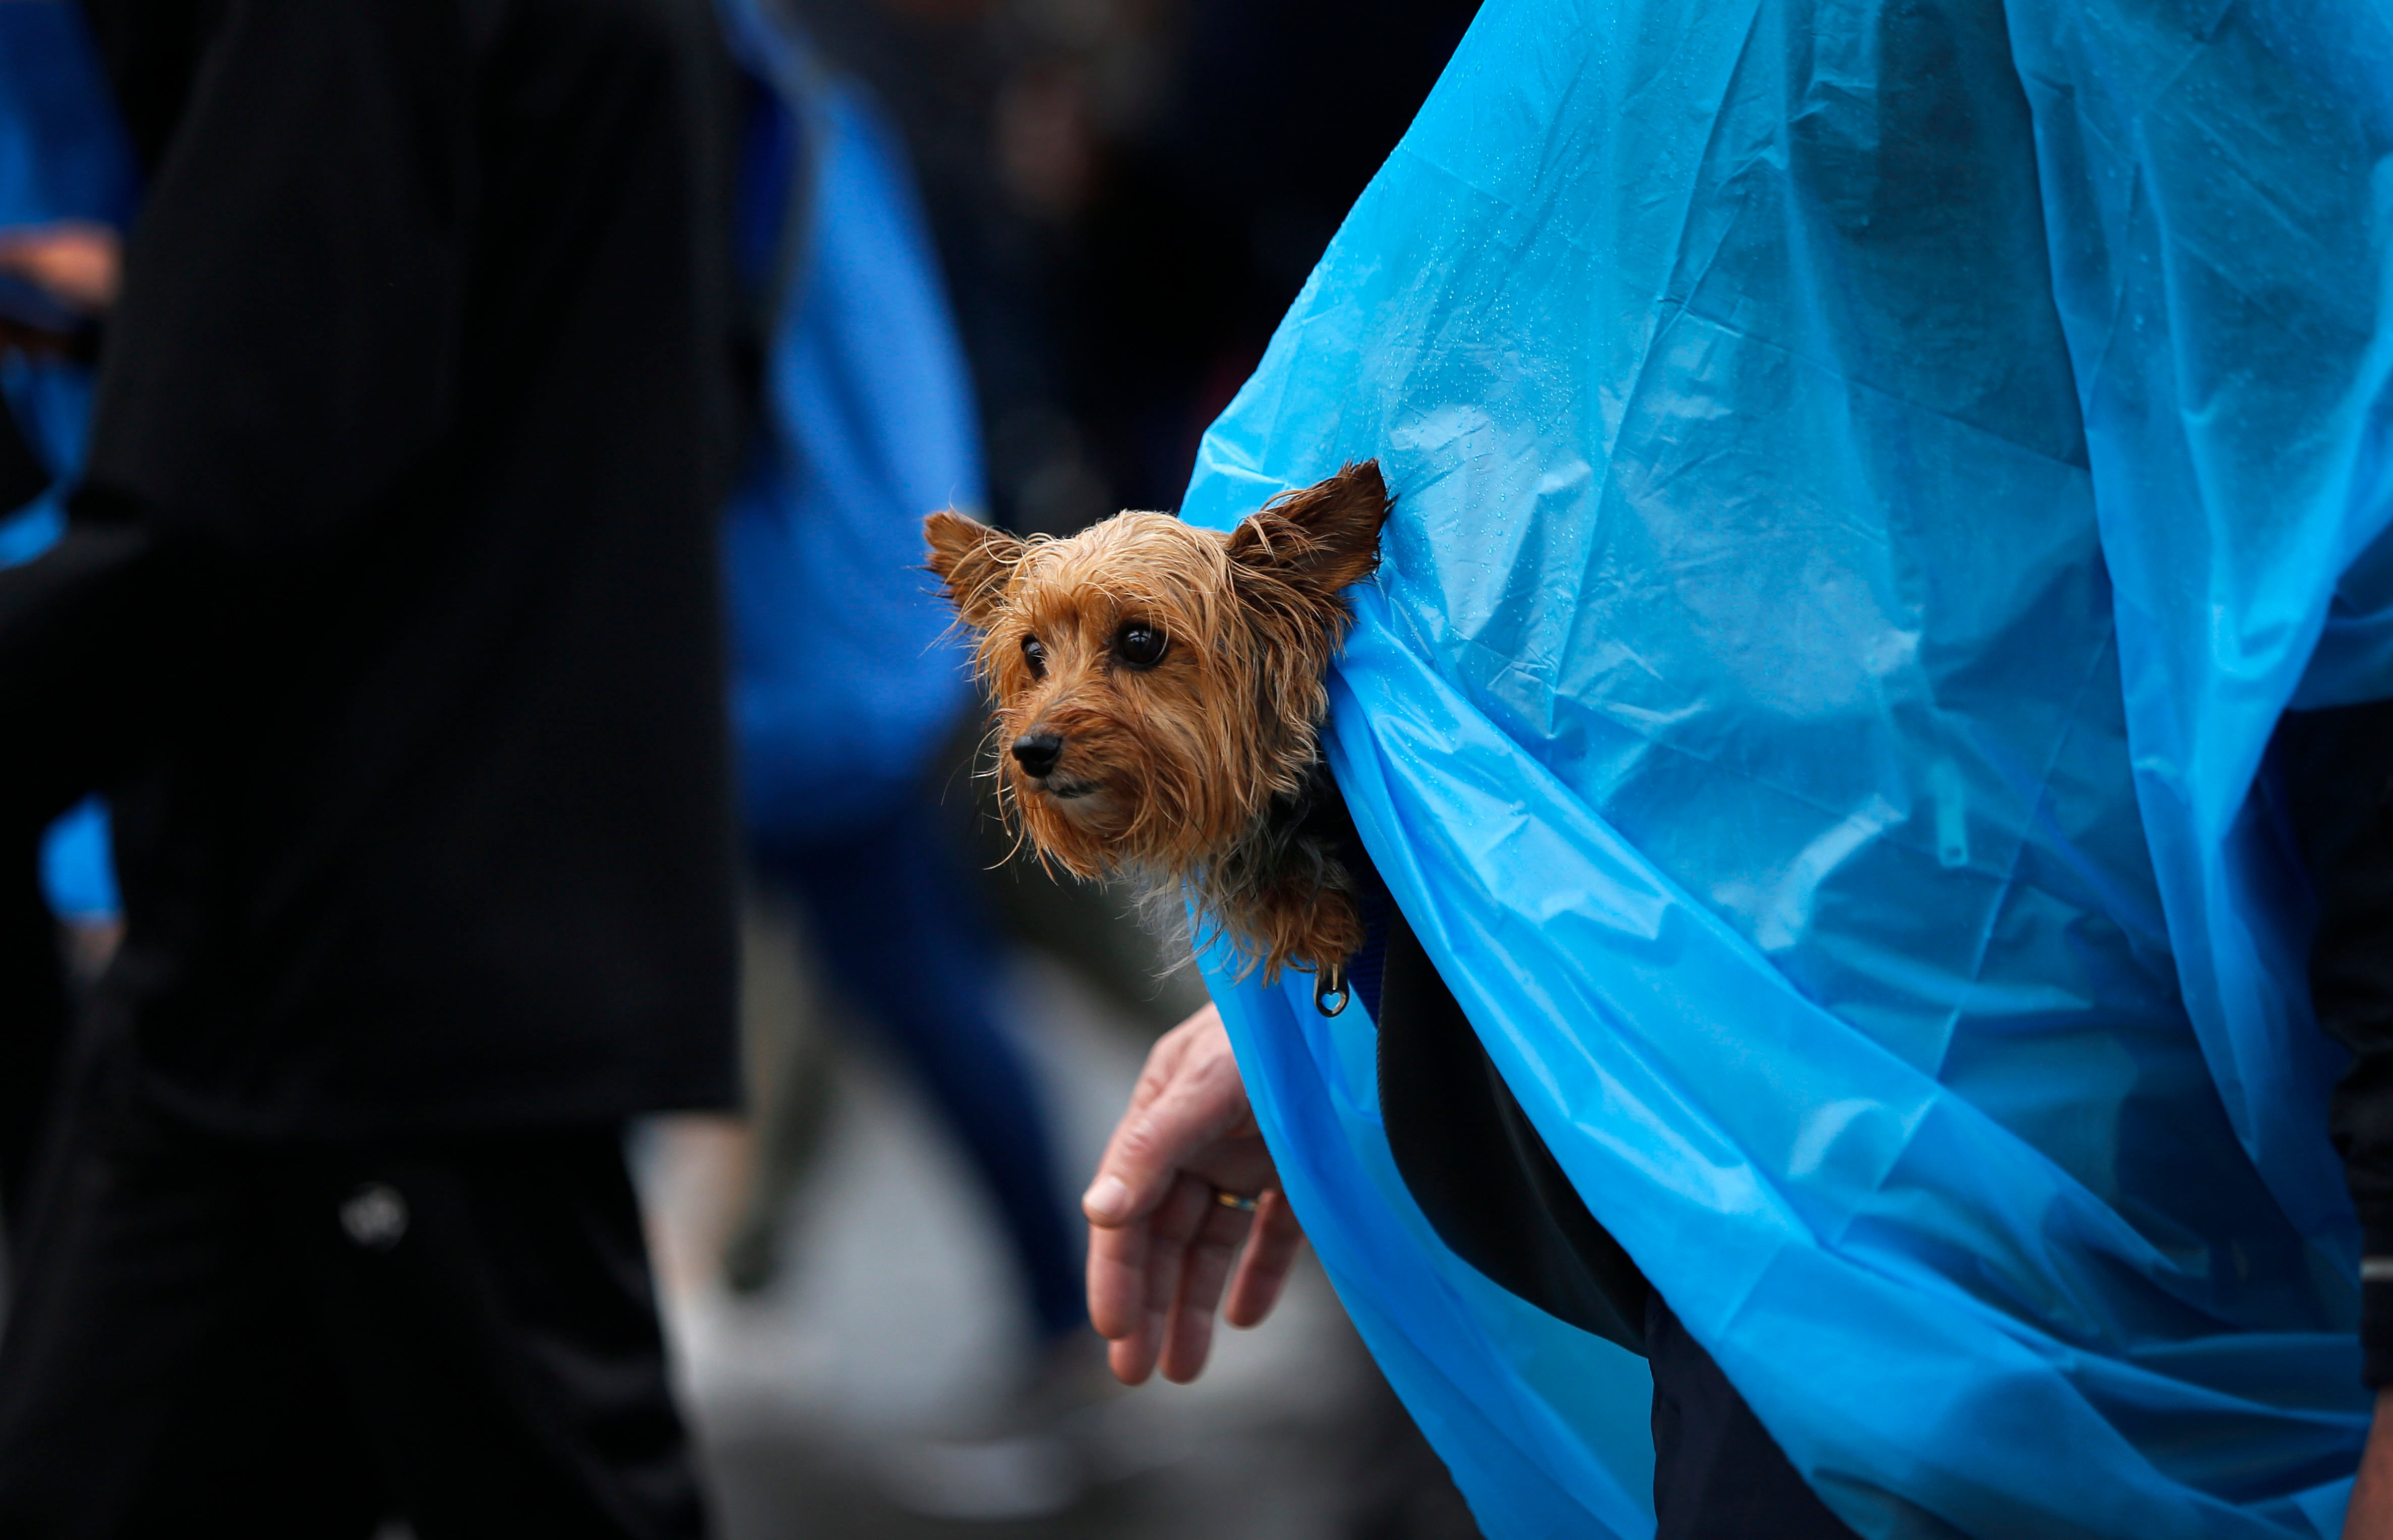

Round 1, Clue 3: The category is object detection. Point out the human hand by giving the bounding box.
[2351,1389,2393,1538]
[0,220,121,314]
[0,221,119,357]
[1082,1002,1305,1385]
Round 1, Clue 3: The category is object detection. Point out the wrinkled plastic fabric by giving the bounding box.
[0,0,131,921]
[1181,1,2393,1536]
[717,0,982,843]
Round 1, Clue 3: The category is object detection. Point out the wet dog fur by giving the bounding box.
[924,462,1390,985]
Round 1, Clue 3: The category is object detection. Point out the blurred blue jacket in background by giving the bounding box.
[1182,0,2393,1535]
[717,0,981,843]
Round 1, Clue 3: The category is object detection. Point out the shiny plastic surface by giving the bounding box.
[1183,0,2393,1534]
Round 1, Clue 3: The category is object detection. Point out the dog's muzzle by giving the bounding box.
[1009,730,1064,781]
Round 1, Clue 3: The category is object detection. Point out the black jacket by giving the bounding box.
[0,0,745,1138]
[2280,701,2393,1383]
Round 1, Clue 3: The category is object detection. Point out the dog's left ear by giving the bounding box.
[925,509,1028,629]
[1225,460,1390,597]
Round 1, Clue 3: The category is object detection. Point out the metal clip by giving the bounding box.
[1313,962,1349,1017]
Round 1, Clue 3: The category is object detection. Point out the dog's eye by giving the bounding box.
[1115,623,1167,670]
[1020,634,1048,678]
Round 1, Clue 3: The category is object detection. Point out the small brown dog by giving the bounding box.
[925,462,1390,1002]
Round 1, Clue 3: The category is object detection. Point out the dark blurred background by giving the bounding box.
[791,0,1477,533]
[0,0,1482,1534]
[656,3,1487,1535]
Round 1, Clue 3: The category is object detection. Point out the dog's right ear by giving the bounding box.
[924,509,1027,629]
[1225,460,1390,598]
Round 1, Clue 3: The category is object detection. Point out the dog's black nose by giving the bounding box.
[1010,731,1064,780]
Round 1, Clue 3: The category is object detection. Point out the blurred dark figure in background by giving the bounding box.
[0,2,746,1535]
[0,1,136,1246]
[707,0,1085,1368]
[0,336,72,1233]
[0,3,136,1253]
[786,0,1480,532]
[0,446,68,1233]
[755,4,1486,1535]
[781,0,1483,1042]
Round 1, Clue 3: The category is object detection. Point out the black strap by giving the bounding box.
[2275,699,2393,1383]
[1376,900,1650,1353]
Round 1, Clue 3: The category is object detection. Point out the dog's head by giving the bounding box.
[925,461,1389,884]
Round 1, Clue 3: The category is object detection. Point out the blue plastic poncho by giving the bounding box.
[716,0,982,844]
[1181,1,2393,1536]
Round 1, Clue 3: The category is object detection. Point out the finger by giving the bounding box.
[1125,1003,1215,1113]
[1120,1027,1189,1117]
[1137,1174,1213,1343]
[1106,1294,1164,1387]
[1107,1174,1213,1386]
[1108,1330,1160,1387]
[1140,1174,1215,1313]
[1085,1025,1242,1228]
[1222,1190,1305,1329]
[1086,1203,1153,1342]
[1100,1243,1168,1387]
[1158,1198,1258,1384]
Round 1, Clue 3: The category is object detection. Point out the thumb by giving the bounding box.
[1084,1042,1248,1227]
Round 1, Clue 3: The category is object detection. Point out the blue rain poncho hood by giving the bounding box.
[1182,1,2393,1536]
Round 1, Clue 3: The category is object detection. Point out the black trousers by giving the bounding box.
[1648,1293,1860,1539]
[0,837,69,1236]
[1375,895,1858,1538]
[0,1035,706,1539]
